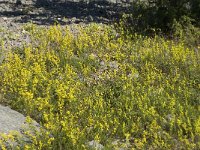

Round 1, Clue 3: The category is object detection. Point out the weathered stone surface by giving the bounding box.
[88,140,104,150]
[0,105,41,149]
[0,105,36,134]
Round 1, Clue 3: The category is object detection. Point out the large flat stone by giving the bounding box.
[0,105,30,134]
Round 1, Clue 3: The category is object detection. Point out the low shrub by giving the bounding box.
[0,24,199,149]
[118,0,200,48]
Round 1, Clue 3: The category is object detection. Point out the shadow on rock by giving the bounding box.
[0,0,132,25]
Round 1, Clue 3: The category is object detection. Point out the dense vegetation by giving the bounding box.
[121,0,200,47]
[0,0,199,149]
[0,23,199,149]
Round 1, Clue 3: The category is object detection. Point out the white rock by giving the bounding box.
[57,18,62,21]
[88,140,104,150]
[2,17,7,21]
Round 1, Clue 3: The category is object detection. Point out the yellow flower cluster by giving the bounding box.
[0,23,199,149]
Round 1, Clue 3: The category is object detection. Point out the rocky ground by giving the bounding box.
[0,0,132,69]
[0,0,131,48]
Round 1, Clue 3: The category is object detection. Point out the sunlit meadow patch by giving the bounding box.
[0,23,199,149]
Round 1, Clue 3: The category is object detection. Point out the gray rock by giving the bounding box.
[88,140,104,150]
[0,105,38,134]
[0,105,41,148]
